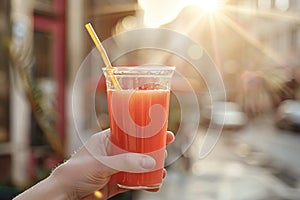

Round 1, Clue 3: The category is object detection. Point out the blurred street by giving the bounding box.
[134,116,300,200]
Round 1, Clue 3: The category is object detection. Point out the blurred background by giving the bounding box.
[0,0,300,199]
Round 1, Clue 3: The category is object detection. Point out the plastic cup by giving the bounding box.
[102,66,175,190]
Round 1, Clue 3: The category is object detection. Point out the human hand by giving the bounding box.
[51,129,175,200]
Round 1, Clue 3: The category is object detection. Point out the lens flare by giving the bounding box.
[94,191,103,199]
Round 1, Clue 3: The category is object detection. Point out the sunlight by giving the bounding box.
[224,5,300,24]
[219,13,285,66]
[137,0,296,68]
[138,0,185,27]
[138,0,225,27]
[194,0,223,13]
[208,15,222,73]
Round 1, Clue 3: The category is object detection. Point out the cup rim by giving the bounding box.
[102,65,175,72]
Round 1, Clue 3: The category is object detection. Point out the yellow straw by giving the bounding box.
[85,23,121,90]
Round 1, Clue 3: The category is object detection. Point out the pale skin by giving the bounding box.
[14,129,175,200]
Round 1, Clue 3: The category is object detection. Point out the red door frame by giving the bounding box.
[33,13,65,141]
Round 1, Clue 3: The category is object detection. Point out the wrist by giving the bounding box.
[47,174,74,200]
[13,175,71,200]
[49,164,79,200]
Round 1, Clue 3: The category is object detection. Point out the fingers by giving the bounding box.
[99,176,128,200]
[166,131,175,144]
[75,130,157,179]
[146,187,160,193]
[145,168,167,193]
[84,130,174,177]
[163,168,167,179]
[89,168,165,199]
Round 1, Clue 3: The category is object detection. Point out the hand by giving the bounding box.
[54,129,175,199]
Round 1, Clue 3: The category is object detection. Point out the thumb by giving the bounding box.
[100,153,156,173]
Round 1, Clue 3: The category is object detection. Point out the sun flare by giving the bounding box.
[195,0,223,13]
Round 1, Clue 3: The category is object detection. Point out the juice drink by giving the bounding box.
[107,89,170,188]
[103,66,175,189]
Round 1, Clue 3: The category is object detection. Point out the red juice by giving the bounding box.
[107,89,170,188]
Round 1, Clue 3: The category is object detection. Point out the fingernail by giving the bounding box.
[140,156,155,169]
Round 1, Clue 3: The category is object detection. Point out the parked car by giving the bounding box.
[202,101,247,130]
